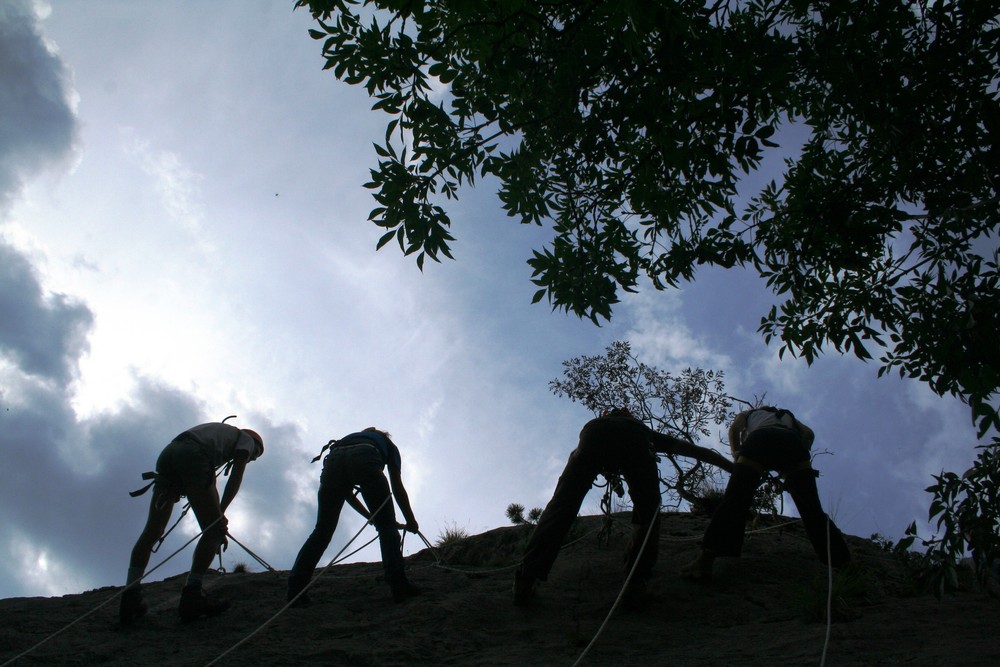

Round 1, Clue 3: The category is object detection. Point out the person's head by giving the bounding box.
[242,429,265,460]
[363,426,391,439]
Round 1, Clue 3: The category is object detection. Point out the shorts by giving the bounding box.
[154,436,215,492]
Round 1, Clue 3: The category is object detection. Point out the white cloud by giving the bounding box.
[122,129,214,252]
[6,532,86,597]
[623,289,732,371]
[0,0,79,211]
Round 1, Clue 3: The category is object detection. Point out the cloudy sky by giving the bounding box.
[0,0,983,600]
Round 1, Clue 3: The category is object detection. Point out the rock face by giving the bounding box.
[1,512,997,666]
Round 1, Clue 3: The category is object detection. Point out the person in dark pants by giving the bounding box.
[681,407,851,580]
[513,409,734,606]
[287,427,421,605]
[120,422,264,625]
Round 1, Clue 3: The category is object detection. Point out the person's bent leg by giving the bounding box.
[358,472,416,601]
[120,490,175,625]
[288,480,347,602]
[702,461,764,557]
[682,461,763,580]
[188,483,226,578]
[520,448,600,583]
[178,483,231,621]
[622,471,661,606]
[784,467,851,567]
[127,489,176,575]
[622,459,662,581]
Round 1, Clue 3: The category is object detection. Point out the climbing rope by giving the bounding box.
[223,532,278,574]
[152,501,192,553]
[1,516,223,667]
[820,517,833,667]
[570,511,660,667]
[205,495,393,666]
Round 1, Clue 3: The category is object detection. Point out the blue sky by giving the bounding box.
[0,0,983,599]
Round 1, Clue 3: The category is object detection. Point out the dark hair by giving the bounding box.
[363,426,391,439]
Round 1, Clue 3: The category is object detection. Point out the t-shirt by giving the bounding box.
[335,430,402,472]
[178,423,259,468]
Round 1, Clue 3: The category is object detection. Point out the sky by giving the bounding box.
[0,0,985,600]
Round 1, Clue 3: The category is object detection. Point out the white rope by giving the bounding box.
[819,516,833,667]
[320,534,381,574]
[747,518,801,534]
[223,532,277,573]
[570,511,660,667]
[205,495,392,666]
[1,515,222,667]
[569,508,798,666]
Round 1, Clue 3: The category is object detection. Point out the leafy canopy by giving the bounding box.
[296,0,999,434]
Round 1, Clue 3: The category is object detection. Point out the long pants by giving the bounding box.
[520,418,662,582]
[287,444,408,596]
[703,427,851,566]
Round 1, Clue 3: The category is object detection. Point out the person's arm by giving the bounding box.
[388,467,419,532]
[220,450,250,514]
[346,489,372,520]
[650,431,736,473]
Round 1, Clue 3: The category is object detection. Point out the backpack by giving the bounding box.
[741,407,798,442]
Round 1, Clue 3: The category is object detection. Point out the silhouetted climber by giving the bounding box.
[681,406,851,580]
[287,427,421,605]
[513,408,734,606]
[120,422,264,625]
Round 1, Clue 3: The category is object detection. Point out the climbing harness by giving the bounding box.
[310,438,338,463]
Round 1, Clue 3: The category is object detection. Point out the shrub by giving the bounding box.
[793,565,871,623]
[507,502,543,526]
[436,523,469,549]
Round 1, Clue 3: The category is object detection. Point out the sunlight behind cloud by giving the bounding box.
[123,129,214,253]
[8,533,84,597]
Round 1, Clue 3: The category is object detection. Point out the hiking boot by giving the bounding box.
[119,585,147,626]
[178,584,230,622]
[512,569,536,606]
[391,582,423,603]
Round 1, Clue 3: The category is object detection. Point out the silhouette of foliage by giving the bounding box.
[904,438,1000,597]
[506,502,542,526]
[296,0,999,437]
[436,523,469,548]
[550,341,734,507]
